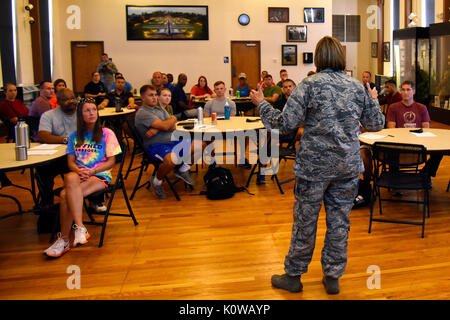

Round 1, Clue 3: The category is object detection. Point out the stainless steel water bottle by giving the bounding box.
[15,119,30,149]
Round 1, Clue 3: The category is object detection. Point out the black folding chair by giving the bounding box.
[369,142,430,238]
[126,117,187,201]
[82,144,138,247]
[271,134,297,194]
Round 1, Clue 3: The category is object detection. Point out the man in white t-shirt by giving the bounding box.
[204,81,237,117]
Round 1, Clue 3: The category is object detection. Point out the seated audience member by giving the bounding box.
[276,69,288,87]
[0,83,30,126]
[204,81,237,117]
[98,76,137,110]
[84,72,107,105]
[189,76,214,107]
[274,79,296,112]
[257,70,275,90]
[30,81,54,118]
[151,71,164,92]
[378,79,402,110]
[236,73,252,97]
[362,71,379,92]
[43,98,121,258]
[135,85,197,199]
[387,80,442,178]
[111,73,133,93]
[162,73,175,92]
[167,73,174,84]
[172,73,196,119]
[0,83,39,141]
[36,88,77,207]
[262,74,282,105]
[49,79,67,109]
[158,87,174,115]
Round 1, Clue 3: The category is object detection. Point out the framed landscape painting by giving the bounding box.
[126,5,209,40]
[268,7,289,23]
[282,45,297,66]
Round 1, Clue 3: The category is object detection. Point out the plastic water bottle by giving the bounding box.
[224,101,230,120]
[229,88,234,98]
[115,96,122,112]
[197,106,203,125]
[15,119,30,149]
[236,89,240,99]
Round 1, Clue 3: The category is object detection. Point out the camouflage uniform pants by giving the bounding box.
[284,176,359,279]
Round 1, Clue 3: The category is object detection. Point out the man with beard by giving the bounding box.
[36,88,77,206]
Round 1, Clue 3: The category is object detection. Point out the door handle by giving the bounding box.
[232,65,237,78]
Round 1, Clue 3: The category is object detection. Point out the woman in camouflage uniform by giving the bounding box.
[251,36,384,294]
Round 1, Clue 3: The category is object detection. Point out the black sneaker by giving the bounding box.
[322,276,339,294]
[271,274,303,293]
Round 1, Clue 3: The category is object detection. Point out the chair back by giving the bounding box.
[126,116,146,152]
[372,142,427,171]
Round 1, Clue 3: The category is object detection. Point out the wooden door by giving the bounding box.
[231,41,261,91]
[71,41,104,94]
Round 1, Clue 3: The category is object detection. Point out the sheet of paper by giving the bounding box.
[360,134,386,139]
[28,150,59,155]
[411,132,436,137]
[194,125,216,130]
[30,144,64,150]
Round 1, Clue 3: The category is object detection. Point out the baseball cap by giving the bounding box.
[238,72,247,79]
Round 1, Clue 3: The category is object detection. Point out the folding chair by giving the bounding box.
[83,144,138,247]
[125,117,187,201]
[369,142,430,238]
[271,134,297,194]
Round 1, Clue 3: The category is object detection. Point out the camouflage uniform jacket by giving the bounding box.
[258,69,385,181]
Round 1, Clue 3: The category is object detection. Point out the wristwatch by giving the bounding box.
[63,137,68,144]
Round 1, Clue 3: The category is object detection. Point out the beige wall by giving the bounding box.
[51,0,332,91]
[14,0,34,86]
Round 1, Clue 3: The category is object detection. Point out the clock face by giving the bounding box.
[238,14,250,26]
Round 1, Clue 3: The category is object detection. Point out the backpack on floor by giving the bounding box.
[202,166,247,200]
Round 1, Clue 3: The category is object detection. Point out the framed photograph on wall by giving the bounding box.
[282,45,297,66]
[304,8,325,23]
[268,7,289,23]
[126,5,209,40]
[371,42,378,58]
[286,25,307,42]
[383,42,390,62]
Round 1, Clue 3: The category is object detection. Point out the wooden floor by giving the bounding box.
[0,122,449,300]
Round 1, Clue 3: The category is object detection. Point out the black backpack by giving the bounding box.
[202,166,247,200]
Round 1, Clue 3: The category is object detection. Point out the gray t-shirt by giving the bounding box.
[38,107,76,137]
[204,98,236,117]
[135,105,173,148]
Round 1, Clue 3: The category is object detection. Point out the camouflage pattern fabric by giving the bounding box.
[258,69,385,181]
[284,176,359,279]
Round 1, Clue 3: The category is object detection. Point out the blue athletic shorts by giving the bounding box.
[146,139,191,162]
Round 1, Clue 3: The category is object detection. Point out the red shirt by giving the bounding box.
[189,85,213,106]
[0,99,29,122]
[387,101,430,128]
[378,91,402,107]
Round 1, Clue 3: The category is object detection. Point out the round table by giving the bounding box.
[359,128,450,155]
[0,143,67,218]
[99,107,136,118]
[0,143,67,172]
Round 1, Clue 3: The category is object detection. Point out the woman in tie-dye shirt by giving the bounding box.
[44,98,121,258]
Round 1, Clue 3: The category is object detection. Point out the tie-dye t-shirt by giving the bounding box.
[66,128,121,183]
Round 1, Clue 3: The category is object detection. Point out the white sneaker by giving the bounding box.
[73,224,90,246]
[43,233,70,258]
[90,202,107,213]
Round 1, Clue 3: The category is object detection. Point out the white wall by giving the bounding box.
[51,0,332,91]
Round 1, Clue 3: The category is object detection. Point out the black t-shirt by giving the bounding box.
[84,81,107,105]
[105,90,133,108]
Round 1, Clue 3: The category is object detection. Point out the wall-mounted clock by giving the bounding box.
[238,14,250,26]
